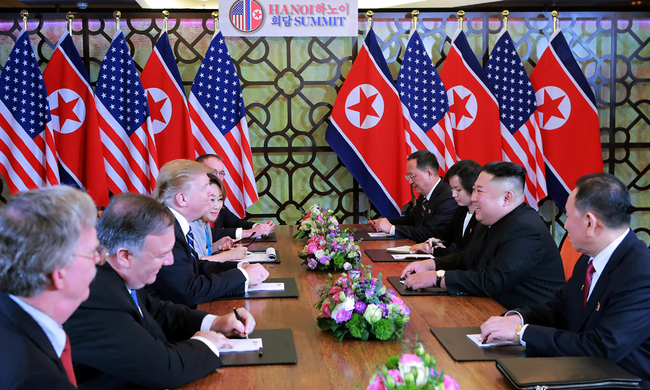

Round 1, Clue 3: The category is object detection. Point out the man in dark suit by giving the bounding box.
[65,193,256,390]
[481,173,650,388]
[196,154,275,240]
[0,187,99,389]
[402,162,565,309]
[369,150,457,242]
[145,159,269,307]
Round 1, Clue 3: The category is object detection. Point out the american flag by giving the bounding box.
[0,30,59,193]
[231,1,246,30]
[485,30,547,208]
[397,31,456,174]
[96,30,158,195]
[189,31,258,218]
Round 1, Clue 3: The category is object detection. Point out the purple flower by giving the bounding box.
[335,309,352,323]
[378,302,388,317]
[354,302,367,314]
[307,258,317,269]
[319,255,331,265]
[349,270,361,280]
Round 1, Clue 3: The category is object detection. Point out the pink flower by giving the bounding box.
[399,353,422,364]
[329,285,342,297]
[366,375,387,390]
[390,295,404,305]
[386,369,404,385]
[321,301,331,318]
[306,243,318,255]
[443,375,461,390]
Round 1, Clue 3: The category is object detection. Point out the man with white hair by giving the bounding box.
[0,187,99,389]
[402,162,565,309]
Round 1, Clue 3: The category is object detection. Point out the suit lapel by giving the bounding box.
[422,182,444,223]
[577,231,636,329]
[175,220,199,273]
[134,290,168,342]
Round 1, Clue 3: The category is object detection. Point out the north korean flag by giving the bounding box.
[43,31,109,206]
[439,29,501,166]
[142,31,194,165]
[326,28,410,218]
[531,29,603,211]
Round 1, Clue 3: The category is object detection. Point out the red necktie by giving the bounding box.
[422,199,429,216]
[61,334,77,387]
[583,260,595,309]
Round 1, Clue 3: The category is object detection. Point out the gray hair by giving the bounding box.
[97,193,174,257]
[0,186,97,297]
[153,159,212,207]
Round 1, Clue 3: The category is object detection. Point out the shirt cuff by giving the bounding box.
[235,228,243,240]
[389,225,396,235]
[504,310,527,346]
[200,314,218,332]
[519,324,529,347]
[191,336,220,357]
[237,262,250,292]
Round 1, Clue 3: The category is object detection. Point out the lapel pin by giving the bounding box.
[596,302,600,311]
[581,284,584,291]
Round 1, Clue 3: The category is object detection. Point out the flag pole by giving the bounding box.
[162,10,169,33]
[457,10,464,31]
[365,9,374,221]
[114,10,121,31]
[552,10,558,32]
[67,12,74,35]
[551,9,558,241]
[20,9,27,31]
[212,11,219,37]
[502,10,509,31]
[411,9,419,33]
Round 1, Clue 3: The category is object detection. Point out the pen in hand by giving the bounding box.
[482,333,490,345]
[233,307,248,339]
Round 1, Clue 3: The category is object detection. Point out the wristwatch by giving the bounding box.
[515,325,524,344]
[435,270,445,288]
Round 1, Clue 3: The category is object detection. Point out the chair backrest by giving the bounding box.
[559,233,583,281]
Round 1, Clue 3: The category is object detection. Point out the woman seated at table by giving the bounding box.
[190,174,247,262]
[409,159,481,258]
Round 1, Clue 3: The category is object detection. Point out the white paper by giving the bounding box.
[386,246,416,254]
[466,334,519,348]
[391,254,434,260]
[218,338,263,353]
[368,232,394,237]
[242,253,275,262]
[248,282,285,292]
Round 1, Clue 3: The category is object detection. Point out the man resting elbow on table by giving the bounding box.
[65,193,256,390]
[401,162,565,310]
[479,173,650,389]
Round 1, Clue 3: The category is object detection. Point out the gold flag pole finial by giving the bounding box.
[20,10,28,31]
[162,10,169,33]
[66,12,74,35]
[366,10,374,33]
[411,10,419,32]
[457,10,465,31]
[212,11,219,32]
[113,11,121,31]
[551,10,558,32]
[502,10,509,31]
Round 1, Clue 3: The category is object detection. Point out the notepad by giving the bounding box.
[218,338,263,353]
[248,282,285,292]
[386,246,416,254]
[391,254,434,260]
[231,247,276,262]
[367,232,394,237]
[466,334,519,348]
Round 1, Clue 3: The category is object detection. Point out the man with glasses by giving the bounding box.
[64,193,256,390]
[369,150,457,242]
[0,187,98,390]
[196,154,275,241]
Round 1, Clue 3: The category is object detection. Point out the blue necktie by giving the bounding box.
[205,227,212,255]
[130,290,142,316]
[186,230,196,251]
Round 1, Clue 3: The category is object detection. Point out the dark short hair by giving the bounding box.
[208,173,227,202]
[408,150,439,173]
[196,154,222,164]
[574,173,630,229]
[481,161,526,193]
[97,193,175,256]
[445,160,481,193]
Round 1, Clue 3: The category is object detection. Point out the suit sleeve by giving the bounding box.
[65,304,222,389]
[521,255,650,361]
[152,242,246,306]
[444,223,547,298]
[145,294,211,342]
[393,196,457,243]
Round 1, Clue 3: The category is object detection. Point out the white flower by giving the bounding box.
[364,304,382,324]
[340,295,355,311]
[315,249,325,259]
[399,358,427,387]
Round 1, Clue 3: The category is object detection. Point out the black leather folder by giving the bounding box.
[496,356,641,389]
[254,232,277,242]
[353,231,395,241]
[365,249,431,262]
[219,278,299,300]
[220,328,298,366]
[430,326,527,361]
[387,276,448,296]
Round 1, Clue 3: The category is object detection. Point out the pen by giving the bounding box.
[482,333,490,345]
[233,308,248,339]
[258,347,263,357]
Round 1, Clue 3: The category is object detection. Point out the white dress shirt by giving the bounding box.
[9,295,66,358]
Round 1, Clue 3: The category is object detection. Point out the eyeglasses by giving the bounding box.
[214,170,226,178]
[405,171,422,181]
[74,245,109,266]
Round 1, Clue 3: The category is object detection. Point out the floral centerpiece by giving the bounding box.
[299,228,361,272]
[293,204,340,239]
[315,267,410,341]
[367,339,461,390]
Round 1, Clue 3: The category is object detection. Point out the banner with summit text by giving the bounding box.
[220,0,358,37]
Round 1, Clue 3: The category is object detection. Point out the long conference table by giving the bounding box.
[181,224,511,390]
